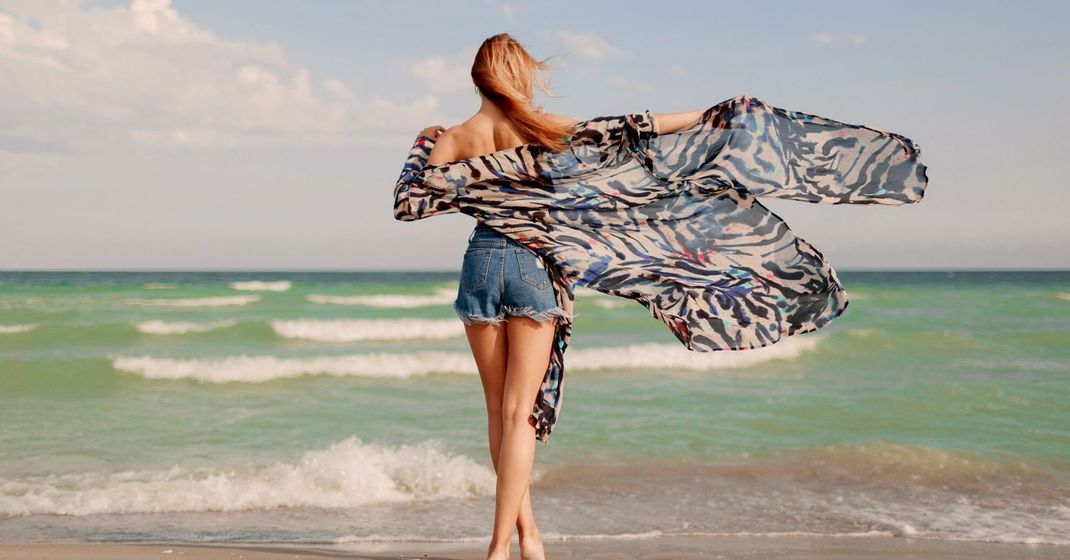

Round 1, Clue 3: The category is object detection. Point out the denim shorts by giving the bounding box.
[453,221,568,326]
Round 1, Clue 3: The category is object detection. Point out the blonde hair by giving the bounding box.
[472,33,572,152]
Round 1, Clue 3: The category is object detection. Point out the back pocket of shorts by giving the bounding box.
[515,249,551,290]
[462,250,493,292]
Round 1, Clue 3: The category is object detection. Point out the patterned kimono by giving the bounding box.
[393,94,928,444]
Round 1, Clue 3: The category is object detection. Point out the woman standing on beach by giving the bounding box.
[408,33,708,560]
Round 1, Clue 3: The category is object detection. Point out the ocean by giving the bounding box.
[0,270,1067,546]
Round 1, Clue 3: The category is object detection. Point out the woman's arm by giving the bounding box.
[393,126,447,221]
[427,128,460,166]
[652,109,706,134]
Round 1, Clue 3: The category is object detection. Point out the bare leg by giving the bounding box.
[463,321,545,560]
[487,316,555,559]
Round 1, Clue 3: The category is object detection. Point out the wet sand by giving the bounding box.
[1,535,1067,560]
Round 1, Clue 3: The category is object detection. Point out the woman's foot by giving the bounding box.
[519,531,545,560]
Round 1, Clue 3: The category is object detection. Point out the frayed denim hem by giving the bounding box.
[502,304,570,326]
[453,299,507,325]
[454,300,569,327]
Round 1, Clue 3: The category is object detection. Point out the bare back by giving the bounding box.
[452,113,529,159]
[431,111,578,165]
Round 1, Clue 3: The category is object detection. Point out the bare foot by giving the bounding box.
[520,531,545,560]
[487,542,510,560]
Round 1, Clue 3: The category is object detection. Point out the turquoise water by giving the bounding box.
[0,270,1068,545]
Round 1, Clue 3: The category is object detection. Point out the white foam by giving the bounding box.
[0,324,36,334]
[1056,292,1070,302]
[125,295,261,308]
[827,492,1070,545]
[591,298,629,309]
[332,529,893,545]
[133,320,238,335]
[271,319,464,342]
[112,336,821,383]
[569,336,822,371]
[0,297,43,309]
[0,437,495,517]
[143,283,178,290]
[229,281,292,292]
[112,352,479,382]
[307,288,455,308]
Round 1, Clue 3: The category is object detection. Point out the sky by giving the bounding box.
[1,0,1067,270]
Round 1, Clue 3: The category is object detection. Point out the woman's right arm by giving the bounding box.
[392,133,437,222]
[652,109,706,134]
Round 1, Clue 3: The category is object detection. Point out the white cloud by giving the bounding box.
[407,48,478,94]
[483,0,515,24]
[0,0,448,153]
[811,32,867,46]
[557,30,621,61]
[608,75,651,92]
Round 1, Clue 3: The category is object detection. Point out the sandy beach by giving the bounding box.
[2,535,1068,560]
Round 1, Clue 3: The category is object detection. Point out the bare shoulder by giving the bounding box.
[427,126,464,165]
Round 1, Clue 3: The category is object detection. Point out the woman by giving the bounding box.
[398,32,926,560]
[412,34,708,560]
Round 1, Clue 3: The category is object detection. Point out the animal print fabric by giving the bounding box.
[393,94,928,443]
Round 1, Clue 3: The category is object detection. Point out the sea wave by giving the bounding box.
[111,336,821,383]
[570,337,821,371]
[0,437,495,517]
[271,319,464,342]
[333,529,891,545]
[124,295,261,307]
[307,288,455,308]
[1056,292,1070,302]
[0,324,36,334]
[143,283,178,289]
[591,298,630,309]
[527,442,1070,546]
[0,297,44,309]
[229,281,292,292]
[112,352,477,382]
[133,320,238,335]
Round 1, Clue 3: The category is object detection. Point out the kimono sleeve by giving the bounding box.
[393,135,462,222]
[631,95,928,205]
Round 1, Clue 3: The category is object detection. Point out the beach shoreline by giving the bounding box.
[1,535,1068,560]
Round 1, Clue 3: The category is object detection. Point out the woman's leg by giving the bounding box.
[487,316,555,557]
[463,322,543,556]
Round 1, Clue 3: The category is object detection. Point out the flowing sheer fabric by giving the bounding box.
[393,94,928,443]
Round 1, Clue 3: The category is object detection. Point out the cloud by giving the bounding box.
[557,30,621,61]
[669,63,685,77]
[482,0,515,24]
[407,48,478,94]
[810,31,868,45]
[812,31,833,44]
[609,75,651,93]
[0,0,449,153]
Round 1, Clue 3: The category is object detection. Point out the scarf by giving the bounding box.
[393,94,928,443]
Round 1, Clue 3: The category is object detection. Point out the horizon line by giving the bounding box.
[1,267,1068,273]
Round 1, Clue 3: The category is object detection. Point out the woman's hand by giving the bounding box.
[419,125,446,140]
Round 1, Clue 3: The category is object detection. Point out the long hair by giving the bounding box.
[472,33,572,152]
